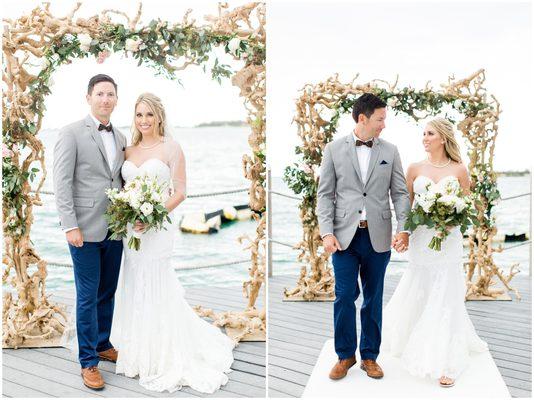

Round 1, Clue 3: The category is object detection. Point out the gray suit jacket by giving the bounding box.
[316,134,411,252]
[53,115,127,242]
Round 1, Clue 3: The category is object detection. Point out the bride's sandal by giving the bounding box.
[439,376,455,388]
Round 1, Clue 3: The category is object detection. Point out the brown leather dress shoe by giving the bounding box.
[81,366,105,390]
[329,356,357,380]
[98,347,118,363]
[360,359,384,379]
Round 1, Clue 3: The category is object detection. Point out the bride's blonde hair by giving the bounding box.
[131,93,167,145]
[427,118,462,163]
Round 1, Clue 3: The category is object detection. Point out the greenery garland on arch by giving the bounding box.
[283,69,519,302]
[2,2,266,347]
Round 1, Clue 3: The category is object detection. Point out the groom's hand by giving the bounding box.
[323,234,342,254]
[66,228,84,247]
[392,232,409,253]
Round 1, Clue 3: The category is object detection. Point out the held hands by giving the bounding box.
[392,232,409,252]
[323,234,342,253]
[66,228,84,247]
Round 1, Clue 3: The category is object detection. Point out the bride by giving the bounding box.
[382,118,488,387]
[109,92,235,393]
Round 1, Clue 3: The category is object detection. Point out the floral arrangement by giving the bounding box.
[105,175,171,250]
[404,176,480,251]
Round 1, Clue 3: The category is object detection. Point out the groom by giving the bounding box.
[317,93,411,380]
[53,74,127,390]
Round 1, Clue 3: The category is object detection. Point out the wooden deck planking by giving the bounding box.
[3,284,265,398]
[268,273,531,398]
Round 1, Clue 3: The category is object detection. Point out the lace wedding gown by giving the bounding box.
[109,141,235,393]
[381,175,488,380]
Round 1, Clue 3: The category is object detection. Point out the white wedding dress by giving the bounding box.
[110,147,235,394]
[381,175,488,380]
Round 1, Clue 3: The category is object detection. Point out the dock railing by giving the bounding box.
[31,185,252,271]
[266,167,532,277]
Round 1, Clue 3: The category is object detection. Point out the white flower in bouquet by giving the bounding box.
[151,191,162,203]
[117,191,130,202]
[78,34,93,52]
[437,194,457,207]
[128,193,142,210]
[425,185,440,200]
[105,188,119,199]
[140,202,154,216]
[228,37,242,55]
[454,197,467,213]
[419,197,433,213]
[453,99,463,109]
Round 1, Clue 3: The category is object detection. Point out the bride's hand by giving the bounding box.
[133,220,146,233]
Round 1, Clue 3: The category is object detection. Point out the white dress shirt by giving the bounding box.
[64,114,116,234]
[321,132,373,239]
[353,132,373,221]
[90,113,117,171]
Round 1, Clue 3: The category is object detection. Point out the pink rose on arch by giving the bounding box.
[97,50,110,64]
[2,143,13,158]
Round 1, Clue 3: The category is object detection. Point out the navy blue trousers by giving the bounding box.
[331,227,391,361]
[68,231,123,368]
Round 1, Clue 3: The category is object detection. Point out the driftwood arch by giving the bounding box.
[2,2,266,348]
[283,70,519,302]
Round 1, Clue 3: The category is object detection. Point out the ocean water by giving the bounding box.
[23,126,256,290]
[271,174,532,277]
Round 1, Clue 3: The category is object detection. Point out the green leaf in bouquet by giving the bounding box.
[404,220,415,231]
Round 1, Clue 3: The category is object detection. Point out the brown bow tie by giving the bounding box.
[356,139,373,148]
[98,123,113,132]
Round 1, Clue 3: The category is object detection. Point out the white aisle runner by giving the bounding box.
[303,339,510,398]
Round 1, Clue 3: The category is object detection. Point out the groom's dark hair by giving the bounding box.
[87,74,118,95]
[352,93,386,122]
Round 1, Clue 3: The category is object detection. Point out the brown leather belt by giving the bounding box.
[359,220,368,228]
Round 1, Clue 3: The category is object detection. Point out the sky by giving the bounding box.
[267,0,533,175]
[4,1,533,172]
[4,1,251,129]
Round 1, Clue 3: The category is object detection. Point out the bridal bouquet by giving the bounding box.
[105,175,171,250]
[404,177,479,251]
